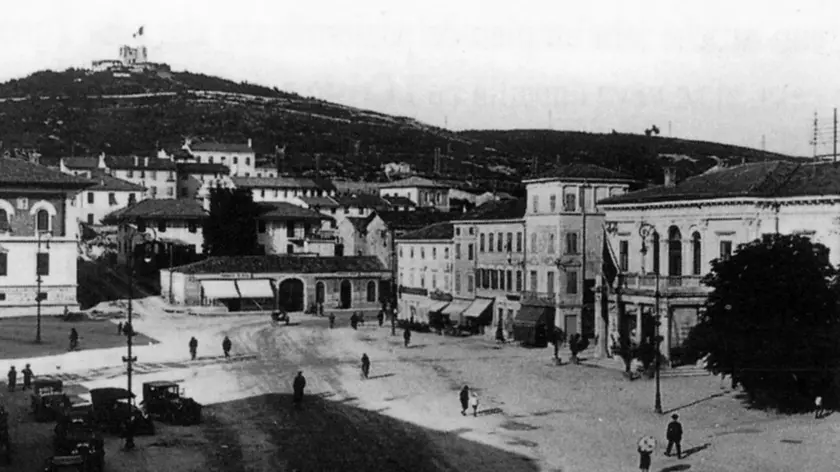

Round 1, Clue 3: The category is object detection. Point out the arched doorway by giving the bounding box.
[340,279,352,309]
[278,278,305,312]
[315,282,326,304]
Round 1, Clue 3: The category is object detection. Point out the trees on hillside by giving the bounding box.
[202,188,261,256]
[692,234,840,411]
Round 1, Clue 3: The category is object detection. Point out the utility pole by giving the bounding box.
[812,111,819,159]
[834,108,837,163]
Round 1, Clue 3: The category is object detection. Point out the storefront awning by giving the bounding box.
[427,301,450,313]
[514,306,551,327]
[236,279,275,299]
[200,280,240,299]
[441,300,471,316]
[463,298,493,319]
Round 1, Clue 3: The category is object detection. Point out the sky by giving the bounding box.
[1,0,839,157]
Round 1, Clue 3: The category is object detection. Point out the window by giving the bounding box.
[481,269,489,289]
[566,271,578,294]
[258,221,267,233]
[652,232,661,273]
[158,221,166,232]
[516,270,523,291]
[506,270,512,290]
[87,192,94,204]
[516,232,522,252]
[0,209,7,231]
[431,274,437,289]
[455,273,462,293]
[468,244,474,260]
[140,170,145,179]
[87,214,94,225]
[467,275,474,292]
[149,171,157,180]
[234,157,239,164]
[565,232,579,254]
[420,248,425,259]
[692,232,702,275]
[506,233,512,252]
[108,193,117,205]
[455,243,461,259]
[531,233,537,252]
[488,233,494,252]
[532,195,539,213]
[720,240,732,260]
[168,172,175,181]
[399,247,403,258]
[129,193,136,204]
[549,194,557,212]
[167,187,174,197]
[490,270,498,289]
[547,271,555,294]
[137,219,146,232]
[497,232,503,252]
[444,247,450,259]
[480,234,485,252]
[366,281,376,302]
[245,157,251,166]
[529,270,537,292]
[36,209,50,233]
[668,226,682,277]
[209,157,214,164]
[420,272,425,288]
[150,186,157,196]
[287,222,295,238]
[619,240,629,272]
[0,252,7,276]
[432,247,437,259]
[37,252,50,276]
[469,227,474,235]
[127,170,134,178]
[188,221,198,233]
[498,269,505,290]
[455,228,461,236]
[548,233,556,253]
[287,244,295,254]
[410,247,415,259]
[260,190,266,198]
[563,193,576,211]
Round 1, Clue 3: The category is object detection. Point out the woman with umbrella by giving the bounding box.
[637,435,656,472]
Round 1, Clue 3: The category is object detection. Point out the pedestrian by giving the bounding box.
[469,391,480,417]
[391,308,397,336]
[665,414,683,459]
[318,302,324,317]
[189,337,198,360]
[350,313,358,330]
[293,371,306,405]
[329,312,336,329]
[403,327,411,347]
[358,312,365,327]
[6,366,16,392]
[69,328,79,351]
[222,336,232,358]
[377,309,384,327]
[459,385,469,416]
[638,446,652,472]
[117,321,123,335]
[815,395,825,419]
[361,353,370,379]
[21,364,33,390]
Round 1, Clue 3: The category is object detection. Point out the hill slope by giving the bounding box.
[0,68,795,185]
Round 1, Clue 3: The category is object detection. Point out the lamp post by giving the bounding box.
[654,271,663,414]
[123,233,151,450]
[35,231,52,344]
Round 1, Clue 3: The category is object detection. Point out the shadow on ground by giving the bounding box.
[203,393,540,472]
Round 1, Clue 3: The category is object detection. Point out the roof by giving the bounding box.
[232,177,328,190]
[335,193,390,209]
[525,163,635,183]
[105,199,208,222]
[379,176,449,189]
[87,171,146,192]
[189,142,253,153]
[374,210,456,232]
[298,196,339,208]
[457,198,526,221]
[332,180,381,194]
[257,202,332,221]
[62,156,100,169]
[106,156,177,170]
[173,255,387,275]
[397,222,454,241]
[177,162,231,174]
[347,215,375,234]
[0,157,94,189]
[382,195,416,207]
[598,160,823,205]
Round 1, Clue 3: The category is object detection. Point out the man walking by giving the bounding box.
[69,328,79,351]
[6,366,16,392]
[815,395,825,419]
[377,309,384,327]
[293,371,306,405]
[21,364,33,391]
[329,312,336,329]
[361,353,370,379]
[117,321,123,335]
[189,337,198,361]
[222,336,232,358]
[665,414,683,459]
[403,327,411,348]
[459,385,470,416]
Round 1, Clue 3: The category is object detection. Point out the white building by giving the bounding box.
[175,162,232,200]
[232,177,337,204]
[395,222,455,325]
[184,140,257,177]
[379,177,451,212]
[256,202,337,256]
[58,155,177,200]
[74,171,146,225]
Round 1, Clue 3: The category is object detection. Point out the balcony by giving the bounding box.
[619,273,708,297]
[521,291,556,307]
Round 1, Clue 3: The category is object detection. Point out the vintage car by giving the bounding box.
[141,381,202,425]
[55,402,100,456]
[31,379,71,422]
[52,426,104,472]
[89,387,155,436]
[42,454,99,472]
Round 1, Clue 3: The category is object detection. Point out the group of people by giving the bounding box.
[459,385,480,417]
[185,335,233,360]
[6,364,33,392]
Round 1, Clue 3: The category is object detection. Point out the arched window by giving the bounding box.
[692,232,702,275]
[0,209,8,231]
[652,231,661,274]
[667,226,682,277]
[36,209,50,233]
[366,281,376,302]
[315,281,325,303]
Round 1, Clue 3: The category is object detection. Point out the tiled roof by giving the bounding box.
[335,193,390,209]
[177,162,231,174]
[106,156,177,171]
[0,157,94,188]
[257,202,332,221]
[525,163,635,183]
[397,222,454,241]
[457,198,526,221]
[382,195,416,207]
[105,199,208,222]
[62,157,100,169]
[379,176,448,189]
[298,196,339,208]
[189,142,253,153]
[172,255,387,275]
[87,171,146,192]
[599,161,813,205]
[374,210,455,232]
[232,177,326,190]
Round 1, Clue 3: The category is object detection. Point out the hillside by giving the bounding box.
[0,68,796,186]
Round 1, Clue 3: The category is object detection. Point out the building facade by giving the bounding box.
[184,140,257,177]
[105,156,177,200]
[232,177,337,204]
[395,222,454,324]
[379,177,451,212]
[72,171,145,225]
[176,162,232,200]
[255,202,337,256]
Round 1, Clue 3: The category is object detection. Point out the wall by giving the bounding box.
[396,240,452,293]
[192,150,256,177]
[250,187,334,203]
[0,194,70,237]
[257,220,320,255]
[118,220,204,265]
[337,218,366,257]
[76,189,140,224]
[112,168,177,199]
[451,222,477,302]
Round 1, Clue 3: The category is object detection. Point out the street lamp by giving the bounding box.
[654,271,663,414]
[122,232,151,450]
[35,231,52,344]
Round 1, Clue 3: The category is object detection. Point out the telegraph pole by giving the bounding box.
[812,112,819,159]
[834,108,837,163]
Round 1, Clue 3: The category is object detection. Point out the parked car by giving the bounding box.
[42,454,96,472]
[141,381,202,425]
[54,401,101,469]
[31,379,71,422]
[89,387,155,436]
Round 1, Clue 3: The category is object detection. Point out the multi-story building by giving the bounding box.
[106,156,177,200]
[232,177,337,204]
[184,140,256,177]
[449,219,478,327]
[395,222,454,324]
[332,194,391,229]
[596,161,840,361]
[176,162,231,200]
[0,157,93,315]
[518,164,633,345]
[379,177,451,212]
[74,171,146,225]
[256,202,337,256]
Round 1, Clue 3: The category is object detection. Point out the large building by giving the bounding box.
[57,155,177,200]
[395,222,455,325]
[74,171,146,225]
[183,140,257,177]
[0,157,93,316]
[232,177,337,204]
[255,202,337,256]
[175,162,231,200]
[379,177,451,212]
[596,161,840,361]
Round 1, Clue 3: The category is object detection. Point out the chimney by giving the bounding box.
[98,152,106,169]
[247,138,252,149]
[663,167,677,188]
[144,157,149,167]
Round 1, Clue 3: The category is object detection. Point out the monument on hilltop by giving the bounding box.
[90,26,170,74]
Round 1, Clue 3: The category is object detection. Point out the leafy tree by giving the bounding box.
[698,234,840,411]
[203,187,261,256]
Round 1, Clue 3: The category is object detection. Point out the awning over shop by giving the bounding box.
[514,306,551,327]
[200,280,240,299]
[236,279,275,299]
[427,301,450,313]
[441,300,471,316]
[463,298,494,325]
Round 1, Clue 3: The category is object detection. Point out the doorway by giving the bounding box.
[340,279,352,309]
[564,315,578,338]
[278,278,305,312]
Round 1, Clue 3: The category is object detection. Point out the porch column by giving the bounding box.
[635,304,644,344]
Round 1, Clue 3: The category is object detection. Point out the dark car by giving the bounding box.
[31,379,71,422]
[55,402,100,460]
[141,381,202,425]
[89,387,155,436]
[52,426,104,472]
[42,455,94,472]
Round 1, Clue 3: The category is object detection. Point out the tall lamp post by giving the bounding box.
[123,233,151,450]
[35,231,52,344]
[654,271,663,414]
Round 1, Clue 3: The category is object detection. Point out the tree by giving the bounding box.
[203,187,261,256]
[698,234,840,411]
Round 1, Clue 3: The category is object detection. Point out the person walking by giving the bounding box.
[329,312,336,329]
[377,309,384,327]
[21,364,33,390]
[403,327,411,348]
[69,328,79,351]
[189,337,198,361]
[117,321,124,335]
[222,336,232,358]
[815,395,825,419]
[459,385,470,416]
[293,371,306,405]
[638,446,652,472]
[665,414,683,459]
[350,313,358,330]
[6,366,16,392]
[361,353,370,379]
[469,391,480,417]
